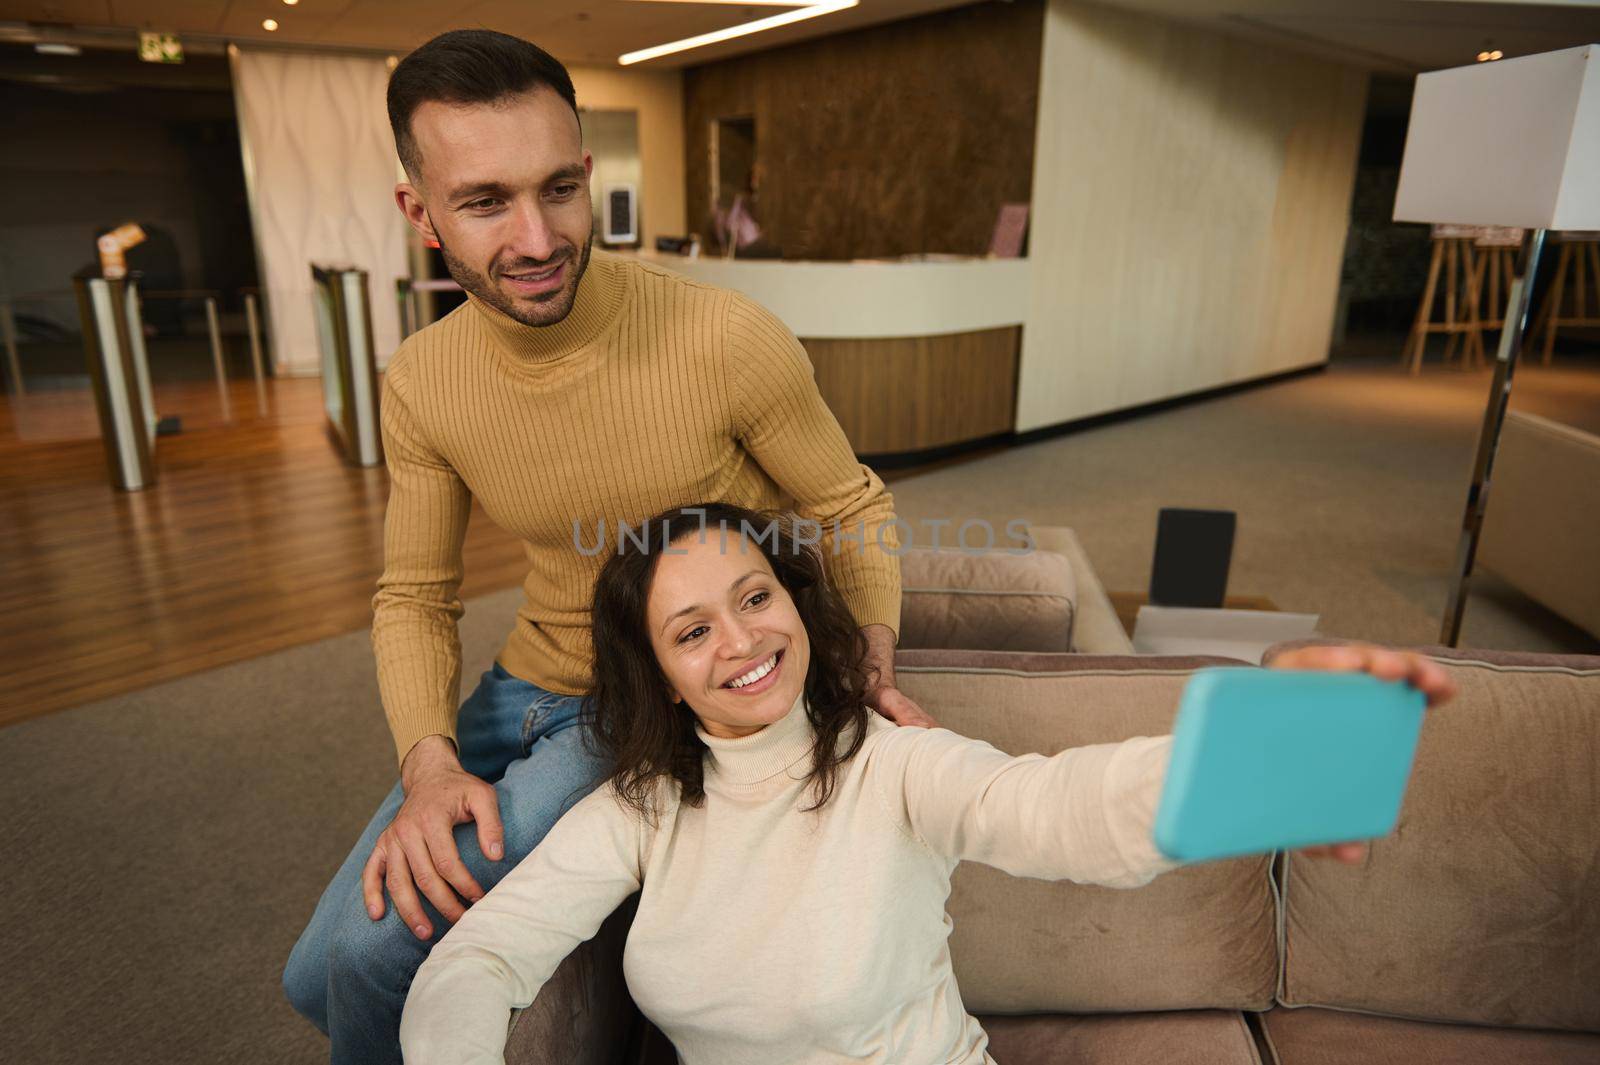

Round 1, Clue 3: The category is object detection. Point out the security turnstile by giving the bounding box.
[396,275,463,339]
[311,265,383,468]
[74,272,158,491]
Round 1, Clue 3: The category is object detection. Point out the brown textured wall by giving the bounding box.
[683,0,1043,261]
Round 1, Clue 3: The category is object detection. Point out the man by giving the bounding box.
[282,28,930,1062]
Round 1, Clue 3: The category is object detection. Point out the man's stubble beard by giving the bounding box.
[436,225,594,329]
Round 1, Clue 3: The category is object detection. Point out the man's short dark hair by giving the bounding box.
[387,29,579,178]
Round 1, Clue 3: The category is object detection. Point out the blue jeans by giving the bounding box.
[282,664,607,1064]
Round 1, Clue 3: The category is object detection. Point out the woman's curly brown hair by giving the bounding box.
[583,502,872,819]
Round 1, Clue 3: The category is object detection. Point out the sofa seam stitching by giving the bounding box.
[895,666,1231,677]
[901,587,1072,598]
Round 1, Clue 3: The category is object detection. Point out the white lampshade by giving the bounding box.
[1394,44,1600,228]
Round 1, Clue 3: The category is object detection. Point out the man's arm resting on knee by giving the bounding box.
[360,733,508,942]
[372,362,473,768]
[366,360,502,941]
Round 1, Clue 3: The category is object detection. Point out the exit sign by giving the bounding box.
[138,32,184,64]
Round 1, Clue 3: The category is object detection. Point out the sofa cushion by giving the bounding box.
[982,1009,1261,1065]
[897,547,1076,653]
[1259,1006,1600,1065]
[894,650,1278,1014]
[1264,643,1600,1032]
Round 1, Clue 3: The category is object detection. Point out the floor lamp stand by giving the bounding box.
[1439,227,1547,646]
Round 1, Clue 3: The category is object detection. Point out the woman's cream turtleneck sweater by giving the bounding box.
[400,700,1177,1063]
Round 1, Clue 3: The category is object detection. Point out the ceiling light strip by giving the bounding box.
[628,0,803,5]
[619,0,858,66]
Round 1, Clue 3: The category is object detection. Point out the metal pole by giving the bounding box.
[204,295,232,422]
[76,275,156,490]
[244,292,268,415]
[123,281,157,446]
[1,296,23,397]
[1439,227,1546,646]
[396,278,414,339]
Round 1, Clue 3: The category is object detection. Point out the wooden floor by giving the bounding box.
[0,375,954,731]
[0,377,528,730]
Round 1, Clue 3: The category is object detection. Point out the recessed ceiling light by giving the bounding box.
[263,18,279,31]
[619,0,857,65]
[283,0,300,5]
[35,42,82,56]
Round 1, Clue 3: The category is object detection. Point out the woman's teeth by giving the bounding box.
[726,653,778,689]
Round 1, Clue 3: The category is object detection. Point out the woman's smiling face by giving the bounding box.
[645,531,811,739]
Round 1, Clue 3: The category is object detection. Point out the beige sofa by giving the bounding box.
[896,525,1134,656]
[495,540,1600,1064]
[1478,411,1600,641]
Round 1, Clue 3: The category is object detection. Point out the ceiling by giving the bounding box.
[0,0,978,68]
[0,0,1596,72]
[1099,0,1600,74]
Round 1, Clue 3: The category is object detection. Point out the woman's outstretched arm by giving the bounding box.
[399,784,649,1064]
[868,726,1179,888]
[867,647,1458,884]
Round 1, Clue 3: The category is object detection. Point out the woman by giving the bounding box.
[400,503,1454,1063]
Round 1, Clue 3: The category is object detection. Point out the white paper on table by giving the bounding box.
[1131,605,1321,665]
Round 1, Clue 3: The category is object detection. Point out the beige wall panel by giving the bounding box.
[231,47,410,376]
[569,65,687,249]
[1016,1,1366,432]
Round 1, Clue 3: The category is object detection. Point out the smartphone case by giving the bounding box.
[1153,667,1426,862]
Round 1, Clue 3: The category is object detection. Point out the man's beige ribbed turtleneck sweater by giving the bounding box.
[373,251,902,765]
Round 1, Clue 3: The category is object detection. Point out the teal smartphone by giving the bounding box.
[1153,667,1427,863]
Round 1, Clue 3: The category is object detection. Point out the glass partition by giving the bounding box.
[310,265,382,467]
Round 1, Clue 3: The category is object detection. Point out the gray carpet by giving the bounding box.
[0,588,522,1065]
[890,355,1600,656]
[2,351,1597,1064]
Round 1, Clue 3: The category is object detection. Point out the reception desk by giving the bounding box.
[635,253,1029,463]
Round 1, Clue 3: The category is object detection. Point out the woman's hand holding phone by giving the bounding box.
[1267,643,1458,865]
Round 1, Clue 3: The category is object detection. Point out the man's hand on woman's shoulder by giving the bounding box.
[868,685,939,729]
[860,623,939,729]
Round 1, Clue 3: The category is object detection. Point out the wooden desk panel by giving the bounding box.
[1109,592,1281,639]
[804,326,1019,458]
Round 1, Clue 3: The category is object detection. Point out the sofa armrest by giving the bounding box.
[1029,526,1135,654]
[1477,410,1600,640]
[504,897,641,1065]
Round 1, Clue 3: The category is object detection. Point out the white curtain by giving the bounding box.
[231,47,408,376]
